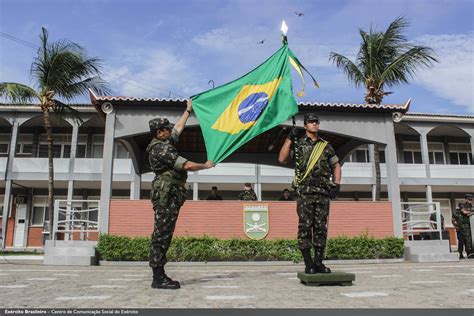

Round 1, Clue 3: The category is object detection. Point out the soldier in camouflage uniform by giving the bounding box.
[458,194,473,258]
[147,99,214,289]
[278,113,341,274]
[452,205,465,259]
[238,183,258,201]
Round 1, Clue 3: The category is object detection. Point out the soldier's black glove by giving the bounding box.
[287,128,299,141]
[328,183,340,200]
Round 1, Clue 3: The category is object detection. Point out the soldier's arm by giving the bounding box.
[183,160,214,171]
[278,138,292,164]
[174,99,193,135]
[332,162,341,184]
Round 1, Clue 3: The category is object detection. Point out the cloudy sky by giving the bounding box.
[1,0,473,114]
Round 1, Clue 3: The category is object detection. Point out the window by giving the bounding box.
[115,142,129,159]
[0,196,4,217]
[428,143,445,164]
[92,135,104,158]
[31,196,48,226]
[348,145,369,163]
[449,143,471,165]
[16,134,33,156]
[0,134,10,155]
[76,135,88,158]
[378,150,386,163]
[38,134,72,158]
[403,142,422,164]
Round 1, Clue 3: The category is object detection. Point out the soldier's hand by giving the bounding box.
[204,160,215,169]
[328,183,340,200]
[286,127,299,141]
[186,99,193,112]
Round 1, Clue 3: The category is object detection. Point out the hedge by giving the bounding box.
[96,234,404,262]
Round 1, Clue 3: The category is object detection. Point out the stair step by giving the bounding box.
[43,255,97,266]
[405,253,459,263]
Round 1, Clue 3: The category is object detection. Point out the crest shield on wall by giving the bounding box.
[243,204,269,240]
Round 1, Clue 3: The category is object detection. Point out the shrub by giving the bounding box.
[96,234,403,262]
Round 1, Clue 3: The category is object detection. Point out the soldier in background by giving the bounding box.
[452,205,465,259]
[147,99,214,289]
[207,186,223,200]
[238,183,258,201]
[279,189,294,201]
[278,113,341,274]
[458,194,473,258]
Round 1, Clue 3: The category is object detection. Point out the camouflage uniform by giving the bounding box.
[458,202,473,256]
[292,136,339,253]
[452,207,465,257]
[147,129,188,268]
[238,190,257,201]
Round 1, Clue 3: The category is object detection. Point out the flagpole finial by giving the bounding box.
[281,20,288,45]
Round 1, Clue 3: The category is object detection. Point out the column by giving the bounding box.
[1,118,19,249]
[130,165,141,200]
[99,103,116,233]
[443,137,451,164]
[384,115,402,237]
[193,183,198,201]
[66,122,79,240]
[419,131,433,208]
[368,144,376,201]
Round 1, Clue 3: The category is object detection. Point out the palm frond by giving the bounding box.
[53,100,84,125]
[381,46,438,87]
[329,52,365,87]
[0,82,39,103]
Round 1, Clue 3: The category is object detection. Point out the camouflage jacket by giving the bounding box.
[238,190,257,201]
[459,202,473,226]
[146,129,188,189]
[292,136,339,195]
[452,208,463,230]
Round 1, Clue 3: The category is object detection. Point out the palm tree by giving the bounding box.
[329,17,437,200]
[0,27,109,238]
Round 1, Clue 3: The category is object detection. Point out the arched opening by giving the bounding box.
[17,115,72,158]
[0,117,12,157]
[394,123,422,164]
[427,125,471,165]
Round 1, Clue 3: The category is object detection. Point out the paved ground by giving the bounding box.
[0,261,473,308]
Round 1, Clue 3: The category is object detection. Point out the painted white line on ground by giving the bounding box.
[410,269,435,272]
[372,275,401,278]
[426,265,470,269]
[340,267,376,271]
[445,273,474,276]
[201,278,235,281]
[349,271,374,274]
[0,269,79,272]
[341,292,388,298]
[465,289,474,293]
[276,272,296,276]
[123,274,145,277]
[91,285,128,289]
[202,285,240,289]
[206,295,255,300]
[202,274,231,277]
[55,296,111,301]
[0,285,28,288]
[107,278,142,281]
[288,277,299,280]
[0,273,10,276]
[409,281,446,284]
[53,274,80,277]
[27,278,57,281]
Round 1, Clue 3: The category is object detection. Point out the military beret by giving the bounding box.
[304,113,320,124]
[149,118,173,134]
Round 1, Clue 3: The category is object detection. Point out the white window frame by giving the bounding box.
[449,143,471,165]
[0,134,10,155]
[402,142,422,164]
[16,134,34,156]
[348,145,369,163]
[428,142,445,165]
[38,134,73,158]
[91,134,104,158]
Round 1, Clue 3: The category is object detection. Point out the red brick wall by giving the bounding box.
[0,218,16,247]
[27,227,44,247]
[109,200,394,239]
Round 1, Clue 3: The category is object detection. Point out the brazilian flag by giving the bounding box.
[192,44,306,164]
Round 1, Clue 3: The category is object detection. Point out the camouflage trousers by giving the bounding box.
[149,186,186,268]
[296,193,330,251]
[460,224,472,255]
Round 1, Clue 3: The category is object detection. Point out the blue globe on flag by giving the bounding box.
[237,92,269,123]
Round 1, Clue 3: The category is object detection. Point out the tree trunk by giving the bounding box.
[42,108,55,240]
[373,144,381,201]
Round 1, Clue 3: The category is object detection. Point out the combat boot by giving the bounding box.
[151,266,181,289]
[301,248,317,274]
[314,247,331,274]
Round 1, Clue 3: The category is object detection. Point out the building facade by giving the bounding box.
[0,99,472,249]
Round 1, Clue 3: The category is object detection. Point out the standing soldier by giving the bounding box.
[459,194,473,259]
[147,100,214,289]
[278,113,341,274]
[238,183,258,201]
[452,205,465,259]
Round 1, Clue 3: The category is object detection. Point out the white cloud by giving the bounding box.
[104,48,205,98]
[415,33,474,112]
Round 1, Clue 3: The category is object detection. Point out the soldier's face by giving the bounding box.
[156,128,172,140]
[304,120,320,133]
